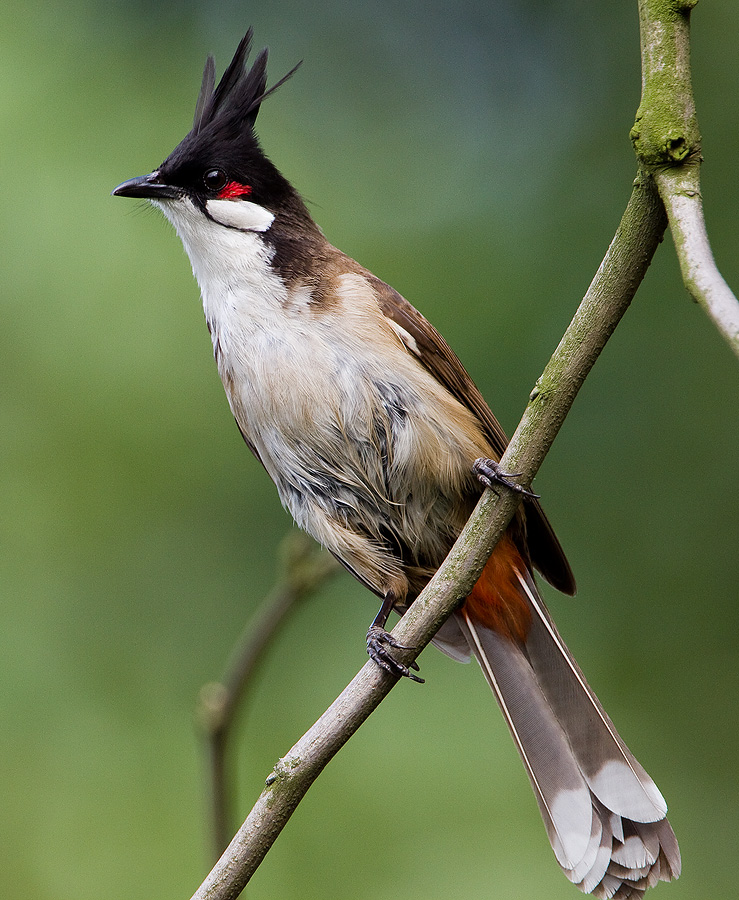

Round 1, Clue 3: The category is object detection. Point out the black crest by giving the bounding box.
[192,28,301,138]
[156,28,304,206]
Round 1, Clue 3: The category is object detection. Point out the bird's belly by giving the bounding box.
[214,310,489,595]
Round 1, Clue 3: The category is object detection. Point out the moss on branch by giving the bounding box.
[631,0,701,168]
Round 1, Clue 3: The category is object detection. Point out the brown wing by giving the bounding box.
[367,273,576,596]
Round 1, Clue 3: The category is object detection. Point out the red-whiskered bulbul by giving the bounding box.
[113,30,680,897]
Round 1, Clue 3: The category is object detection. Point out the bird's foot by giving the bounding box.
[366,626,424,683]
[473,457,540,499]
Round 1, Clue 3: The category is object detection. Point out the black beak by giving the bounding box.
[112,172,181,200]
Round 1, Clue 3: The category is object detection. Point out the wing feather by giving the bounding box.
[367,272,576,595]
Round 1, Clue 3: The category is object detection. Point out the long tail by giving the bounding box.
[452,558,680,898]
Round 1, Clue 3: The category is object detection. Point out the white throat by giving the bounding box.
[153,194,278,291]
[152,193,287,362]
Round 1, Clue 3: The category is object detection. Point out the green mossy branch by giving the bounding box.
[633,0,739,357]
[631,0,700,168]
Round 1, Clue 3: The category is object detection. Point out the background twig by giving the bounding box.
[197,533,339,859]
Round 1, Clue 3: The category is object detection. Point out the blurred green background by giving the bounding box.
[1,1,737,898]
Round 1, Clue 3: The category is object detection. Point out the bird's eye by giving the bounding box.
[203,168,228,191]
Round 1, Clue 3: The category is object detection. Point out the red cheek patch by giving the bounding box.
[218,181,252,200]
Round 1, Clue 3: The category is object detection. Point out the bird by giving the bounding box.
[113,29,680,898]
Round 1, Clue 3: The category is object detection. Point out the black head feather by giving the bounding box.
[194,28,301,136]
[192,55,215,132]
[158,28,304,210]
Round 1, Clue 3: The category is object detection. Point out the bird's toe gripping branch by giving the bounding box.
[366,625,424,683]
[472,457,540,500]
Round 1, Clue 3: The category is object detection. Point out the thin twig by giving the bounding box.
[633,0,739,358]
[197,532,339,859]
[188,173,667,900]
[656,166,739,356]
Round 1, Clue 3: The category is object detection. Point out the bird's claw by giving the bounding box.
[366,626,424,683]
[473,457,540,499]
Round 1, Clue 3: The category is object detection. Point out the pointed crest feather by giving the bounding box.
[193,55,216,131]
[192,27,302,136]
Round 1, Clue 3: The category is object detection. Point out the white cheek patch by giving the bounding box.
[205,198,275,232]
